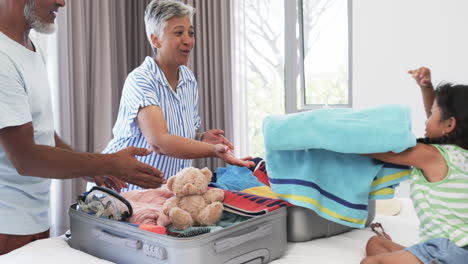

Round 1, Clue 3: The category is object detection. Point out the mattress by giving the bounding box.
[0,198,419,264]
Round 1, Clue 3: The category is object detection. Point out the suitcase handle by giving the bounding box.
[213,224,273,253]
[93,228,142,250]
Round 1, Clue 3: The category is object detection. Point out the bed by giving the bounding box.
[0,198,419,264]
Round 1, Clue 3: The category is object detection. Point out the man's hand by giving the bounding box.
[202,129,234,151]
[93,175,128,193]
[213,144,255,168]
[408,67,432,88]
[110,147,165,189]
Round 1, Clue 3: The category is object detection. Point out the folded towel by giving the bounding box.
[369,163,411,199]
[263,104,416,228]
[263,104,415,154]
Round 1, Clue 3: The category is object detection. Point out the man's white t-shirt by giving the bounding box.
[0,32,55,235]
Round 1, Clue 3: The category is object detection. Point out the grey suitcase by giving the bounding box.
[287,200,376,242]
[68,204,287,264]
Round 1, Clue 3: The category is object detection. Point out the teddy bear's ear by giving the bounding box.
[166,176,176,191]
[200,167,212,182]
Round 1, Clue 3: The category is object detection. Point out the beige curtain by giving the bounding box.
[187,0,233,171]
[51,0,232,236]
[57,0,151,153]
[51,0,151,236]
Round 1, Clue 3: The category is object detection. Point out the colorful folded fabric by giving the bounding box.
[222,190,291,217]
[263,104,416,228]
[241,186,279,199]
[249,157,270,186]
[210,165,265,191]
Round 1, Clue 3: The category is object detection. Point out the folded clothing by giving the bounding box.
[263,104,416,228]
[210,165,265,191]
[166,225,222,238]
[121,188,174,226]
[222,189,291,217]
[248,157,270,186]
[241,186,279,199]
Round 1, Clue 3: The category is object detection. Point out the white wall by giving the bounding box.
[352,0,468,196]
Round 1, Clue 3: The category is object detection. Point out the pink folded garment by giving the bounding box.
[121,188,174,226]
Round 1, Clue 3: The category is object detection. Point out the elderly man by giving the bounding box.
[0,0,165,254]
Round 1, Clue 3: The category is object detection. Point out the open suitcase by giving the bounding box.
[68,203,287,264]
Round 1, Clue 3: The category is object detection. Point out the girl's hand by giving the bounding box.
[408,67,432,88]
[370,222,392,241]
[202,129,234,151]
[213,144,255,168]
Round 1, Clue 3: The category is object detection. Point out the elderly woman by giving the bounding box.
[103,0,253,191]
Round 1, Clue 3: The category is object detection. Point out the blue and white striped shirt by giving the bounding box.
[103,57,201,191]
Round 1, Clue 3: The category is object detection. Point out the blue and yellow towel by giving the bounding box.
[263,104,416,228]
[369,163,411,199]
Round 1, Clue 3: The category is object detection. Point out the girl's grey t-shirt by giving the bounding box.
[0,32,55,235]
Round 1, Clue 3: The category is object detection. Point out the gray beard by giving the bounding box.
[24,0,56,34]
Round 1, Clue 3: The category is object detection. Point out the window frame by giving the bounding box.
[284,0,353,113]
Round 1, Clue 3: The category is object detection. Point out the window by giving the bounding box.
[232,0,351,157]
[286,0,351,112]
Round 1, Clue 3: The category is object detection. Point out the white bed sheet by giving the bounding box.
[0,198,419,264]
[272,198,420,263]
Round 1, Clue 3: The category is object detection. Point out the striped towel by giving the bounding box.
[263,104,416,228]
[369,163,411,199]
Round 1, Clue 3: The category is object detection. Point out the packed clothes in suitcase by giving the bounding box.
[68,185,288,264]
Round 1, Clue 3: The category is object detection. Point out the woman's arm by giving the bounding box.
[137,105,254,167]
[199,129,234,151]
[138,105,218,158]
[366,143,447,182]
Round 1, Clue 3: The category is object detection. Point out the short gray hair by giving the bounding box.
[144,0,195,44]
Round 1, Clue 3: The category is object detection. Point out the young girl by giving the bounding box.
[361,67,468,264]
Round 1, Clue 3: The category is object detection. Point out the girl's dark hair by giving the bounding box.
[417,83,468,149]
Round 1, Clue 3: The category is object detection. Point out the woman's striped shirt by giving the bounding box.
[103,56,201,191]
[410,144,468,247]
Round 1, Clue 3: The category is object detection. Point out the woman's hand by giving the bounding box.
[408,67,432,88]
[213,144,255,168]
[92,175,128,193]
[202,129,234,151]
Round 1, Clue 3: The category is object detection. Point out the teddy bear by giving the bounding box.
[162,167,225,230]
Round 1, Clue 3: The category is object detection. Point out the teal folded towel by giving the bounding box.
[263,104,415,153]
[263,104,416,228]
